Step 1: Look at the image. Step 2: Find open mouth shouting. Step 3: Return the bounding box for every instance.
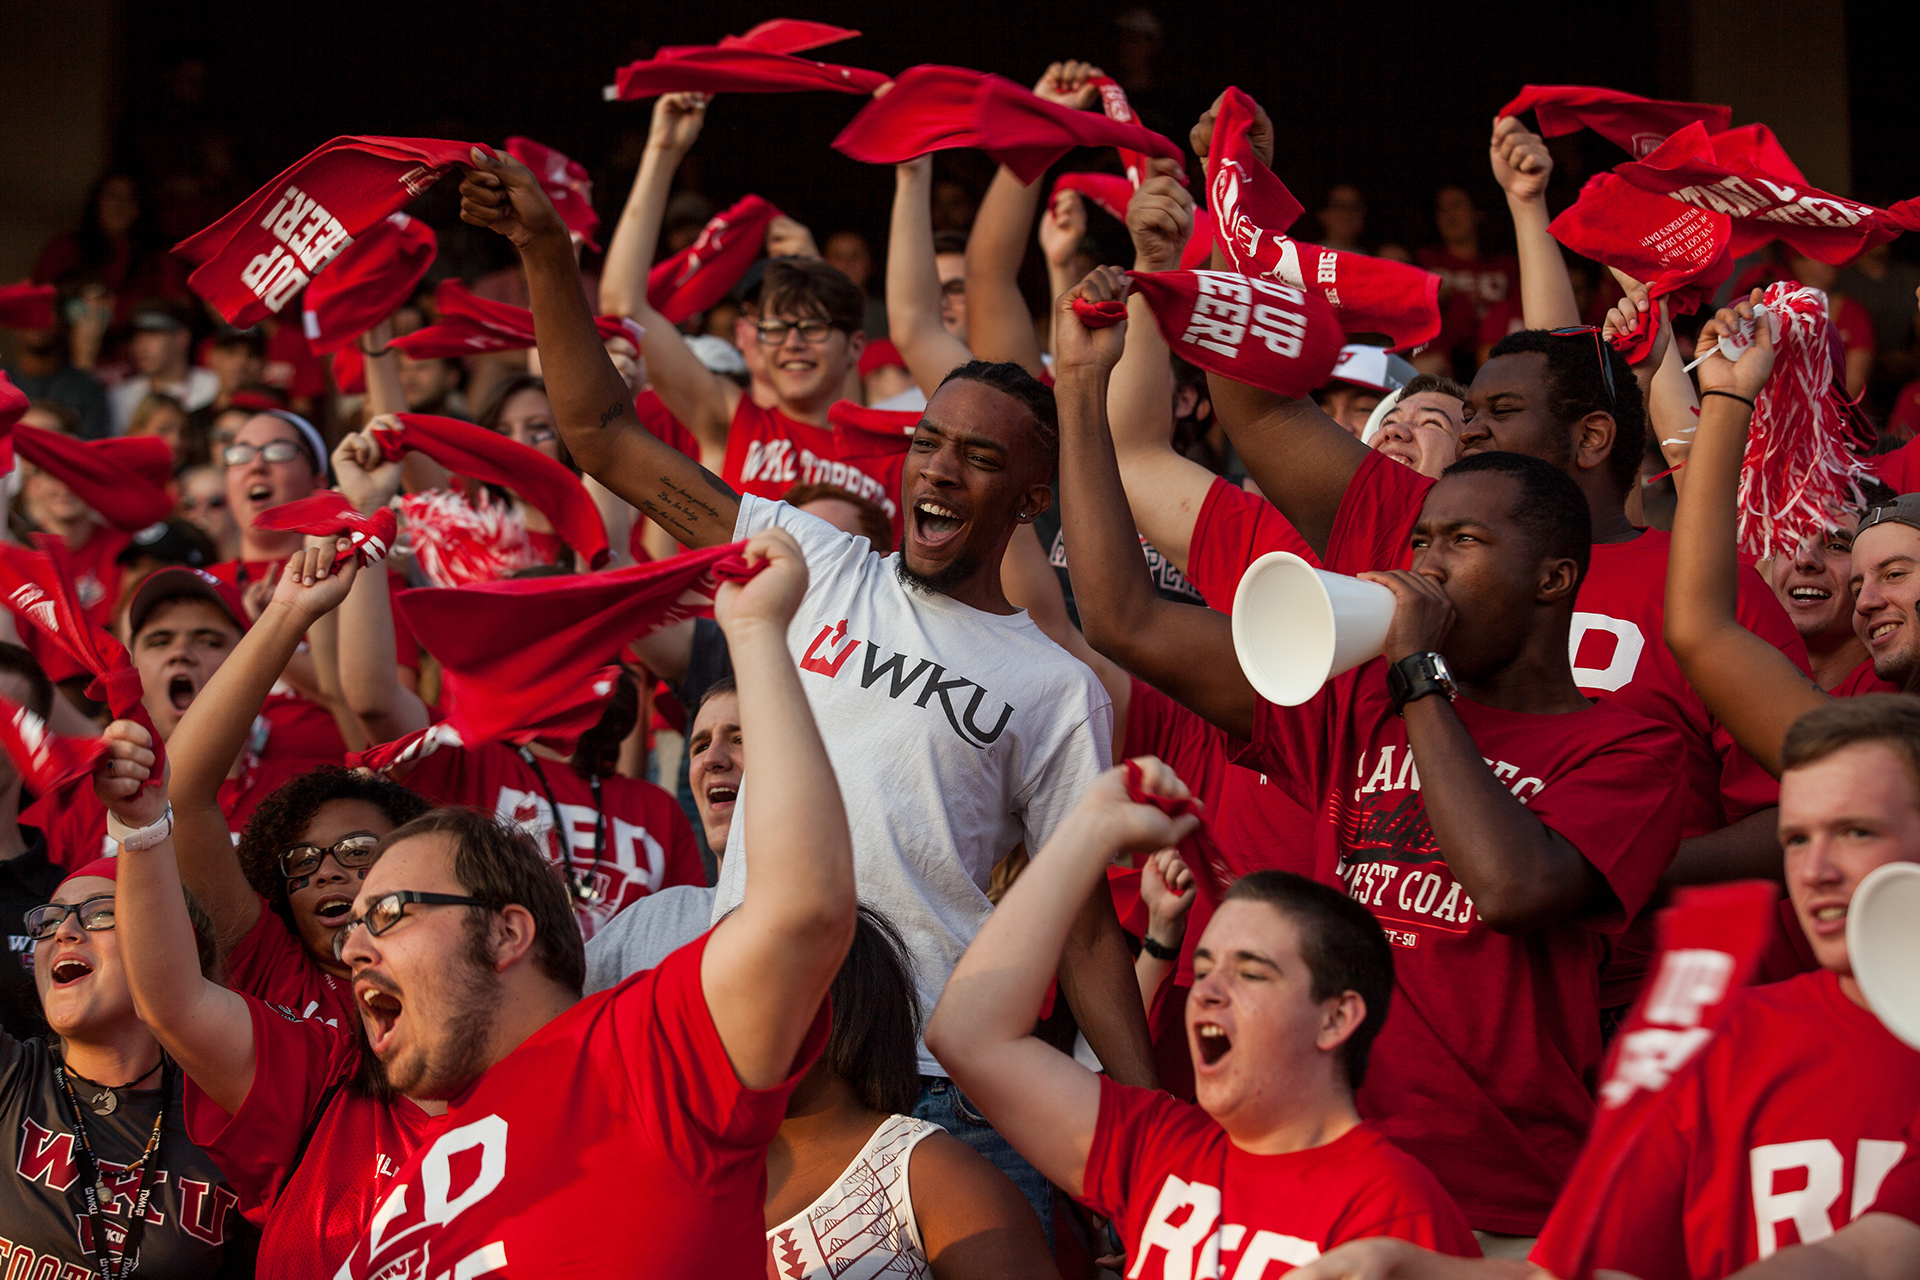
[167,673,197,714]
[911,498,966,554]
[703,783,738,814]
[1194,1021,1233,1068]
[314,895,355,928]
[50,954,95,987]
[1803,898,1849,939]
[356,977,406,1055]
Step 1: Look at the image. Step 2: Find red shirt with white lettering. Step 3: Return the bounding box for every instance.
[339,930,828,1280]
[1867,1141,1920,1228]
[21,752,308,871]
[400,741,703,939]
[1531,970,1920,1280]
[1082,1079,1478,1278]
[223,895,355,1036]
[721,399,908,545]
[183,995,443,1279]
[1240,665,1686,1233]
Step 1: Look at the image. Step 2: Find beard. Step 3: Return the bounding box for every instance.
[895,538,984,598]
[376,927,505,1100]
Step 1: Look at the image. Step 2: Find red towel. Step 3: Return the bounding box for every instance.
[370,413,612,570]
[1123,758,1229,902]
[505,137,600,252]
[1613,121,1920,265]
[391,281,643,360]
[0,371,25,464]
[0,695,110,796]
[607,44,886,101]
[1053,172,1215,270]
[1206,88,1440,350]
[647,195,785,323]
[1075,269,1344,400]
[1498,85,1732,158]
[833,65,1185,185]
[717,19,860,54]
[251,492,400,571]
[384,544,761,758]
[0,284,57,330]
[12,425,174,531]
[300,212,437,354]
[173,136,476,326]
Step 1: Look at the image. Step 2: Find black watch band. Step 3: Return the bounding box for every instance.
[1387,652,1456,717]
[1139,933,1180,961]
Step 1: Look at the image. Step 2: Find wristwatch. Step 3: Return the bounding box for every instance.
[1387,652,1456,717]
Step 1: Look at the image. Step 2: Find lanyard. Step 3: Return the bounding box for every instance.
[517,746,605,903]
[52,1056,171,1280]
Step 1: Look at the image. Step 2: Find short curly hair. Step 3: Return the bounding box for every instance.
[236,766,431,937]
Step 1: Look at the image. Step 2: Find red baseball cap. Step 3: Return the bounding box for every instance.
[858,338,907,378]
[127,567,251,638]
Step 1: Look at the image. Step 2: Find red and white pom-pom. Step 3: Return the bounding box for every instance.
[398,488,538,588]
[1735,282,1876,559]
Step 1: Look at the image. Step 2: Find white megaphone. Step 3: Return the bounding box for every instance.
[1848,860,1920,1051]
[1232,551,1397,706]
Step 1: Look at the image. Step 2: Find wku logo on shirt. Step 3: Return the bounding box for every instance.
[15,1118,238,1243]
[1129,1174,1322,1279]
[799,619,1016,748]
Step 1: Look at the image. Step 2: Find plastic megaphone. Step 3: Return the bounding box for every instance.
[1848,860,1920,1051]
[1232,551,1396,705]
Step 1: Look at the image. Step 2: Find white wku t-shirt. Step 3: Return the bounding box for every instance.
[715,497,1112,1074]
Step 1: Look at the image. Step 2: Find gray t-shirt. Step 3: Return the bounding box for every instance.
[582,884,717,993]
[715,497,1112,1074]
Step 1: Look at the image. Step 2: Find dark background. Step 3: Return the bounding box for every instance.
[98,0,1919,281]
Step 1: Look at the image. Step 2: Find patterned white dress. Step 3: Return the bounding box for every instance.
[766,1114,941,1279]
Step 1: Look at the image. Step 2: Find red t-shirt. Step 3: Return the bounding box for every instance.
[223,895,356,1035]
[1834,658,1902,696]
[1886,380,1920,445]
[720,399,910,546]
[635,389,702,463]
[1239,664,1686,1233]
[1325,449,1806,839]
[1082,1078,1478,1277]
[183,995,443,1278]
[1868,1142,1920,1227]
[339,931,829,1280]
[1414,246,1517,362]
[1186,475,1323,612]
[400,741,703,939]
[21,751,308,871]
[1532,970,1920,1280]
[20,525,132,684]
[1869,433,1920,493]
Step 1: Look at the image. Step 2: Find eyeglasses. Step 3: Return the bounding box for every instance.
[331,890,489,961]
[754,318,838,346]
[25,895,116,941]
[179,493,229,512]
[223,440,306,467]
[1547,326,1617,407]
[279,833,382,881]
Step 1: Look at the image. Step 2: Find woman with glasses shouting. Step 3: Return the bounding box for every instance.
[0,842,251,1275]
[94,537,452,1280]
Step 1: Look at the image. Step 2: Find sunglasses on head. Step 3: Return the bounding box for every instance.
[25,895,116,941]
[331,890,490,962]
[1547,325,1617,408]
[280,833,382,882]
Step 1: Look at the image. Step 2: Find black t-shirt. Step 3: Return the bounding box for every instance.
[0,832,61,1041]
[0,1036,255,1277]
[1032,502,1205,630]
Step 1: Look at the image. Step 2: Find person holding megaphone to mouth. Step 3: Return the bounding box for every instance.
[1049,264,1691,1248]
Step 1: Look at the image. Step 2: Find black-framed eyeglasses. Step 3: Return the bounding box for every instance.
[25,896,116,941]
[223,440,305,467]
[755,318,837,346]
[179,493,229,512]
[331,891,489,961]
[279,833,382,881]
[1548,325,1617,407]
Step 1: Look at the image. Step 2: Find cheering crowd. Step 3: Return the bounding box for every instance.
[2,21,1920,1280]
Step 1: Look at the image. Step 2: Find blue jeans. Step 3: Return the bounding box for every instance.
[914,1076,1054,1250]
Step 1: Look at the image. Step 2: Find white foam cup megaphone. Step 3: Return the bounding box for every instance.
[1847,860,1920,1051]
[1232,551,1397,706]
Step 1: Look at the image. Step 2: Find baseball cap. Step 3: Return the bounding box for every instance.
[127,567,250,638]
[685,333,747,377]
[1857,495,1920,540]
[130,304,188,334]
[1326,344,1417,395]
[858,338,908,379]
[117,520,216,570]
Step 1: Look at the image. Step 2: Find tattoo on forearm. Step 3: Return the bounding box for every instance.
[598,402,624,429]
[643,473,733,541]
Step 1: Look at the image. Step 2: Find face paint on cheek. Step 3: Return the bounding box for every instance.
[288,876,311,894]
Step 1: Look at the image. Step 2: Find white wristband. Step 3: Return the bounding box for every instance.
[107,805,174,852]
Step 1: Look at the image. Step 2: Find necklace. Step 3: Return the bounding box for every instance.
[61,1057,162,1117]
[52,1054,172,1280]
[518,746,607,904]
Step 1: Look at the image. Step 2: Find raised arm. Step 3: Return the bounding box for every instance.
[97,721,258,1114]
[1055,268,1259,739]
[332,429,431,745]
[702,528,856,1088]
[1109,166,1213,570]
[167,544,360,949]
[1664,292,1826,775]
[460,141,740,548]
[966,60,1104,377]
[887,157,975,396]
[1491,114,1579,329]
[925,757,1196,1196]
